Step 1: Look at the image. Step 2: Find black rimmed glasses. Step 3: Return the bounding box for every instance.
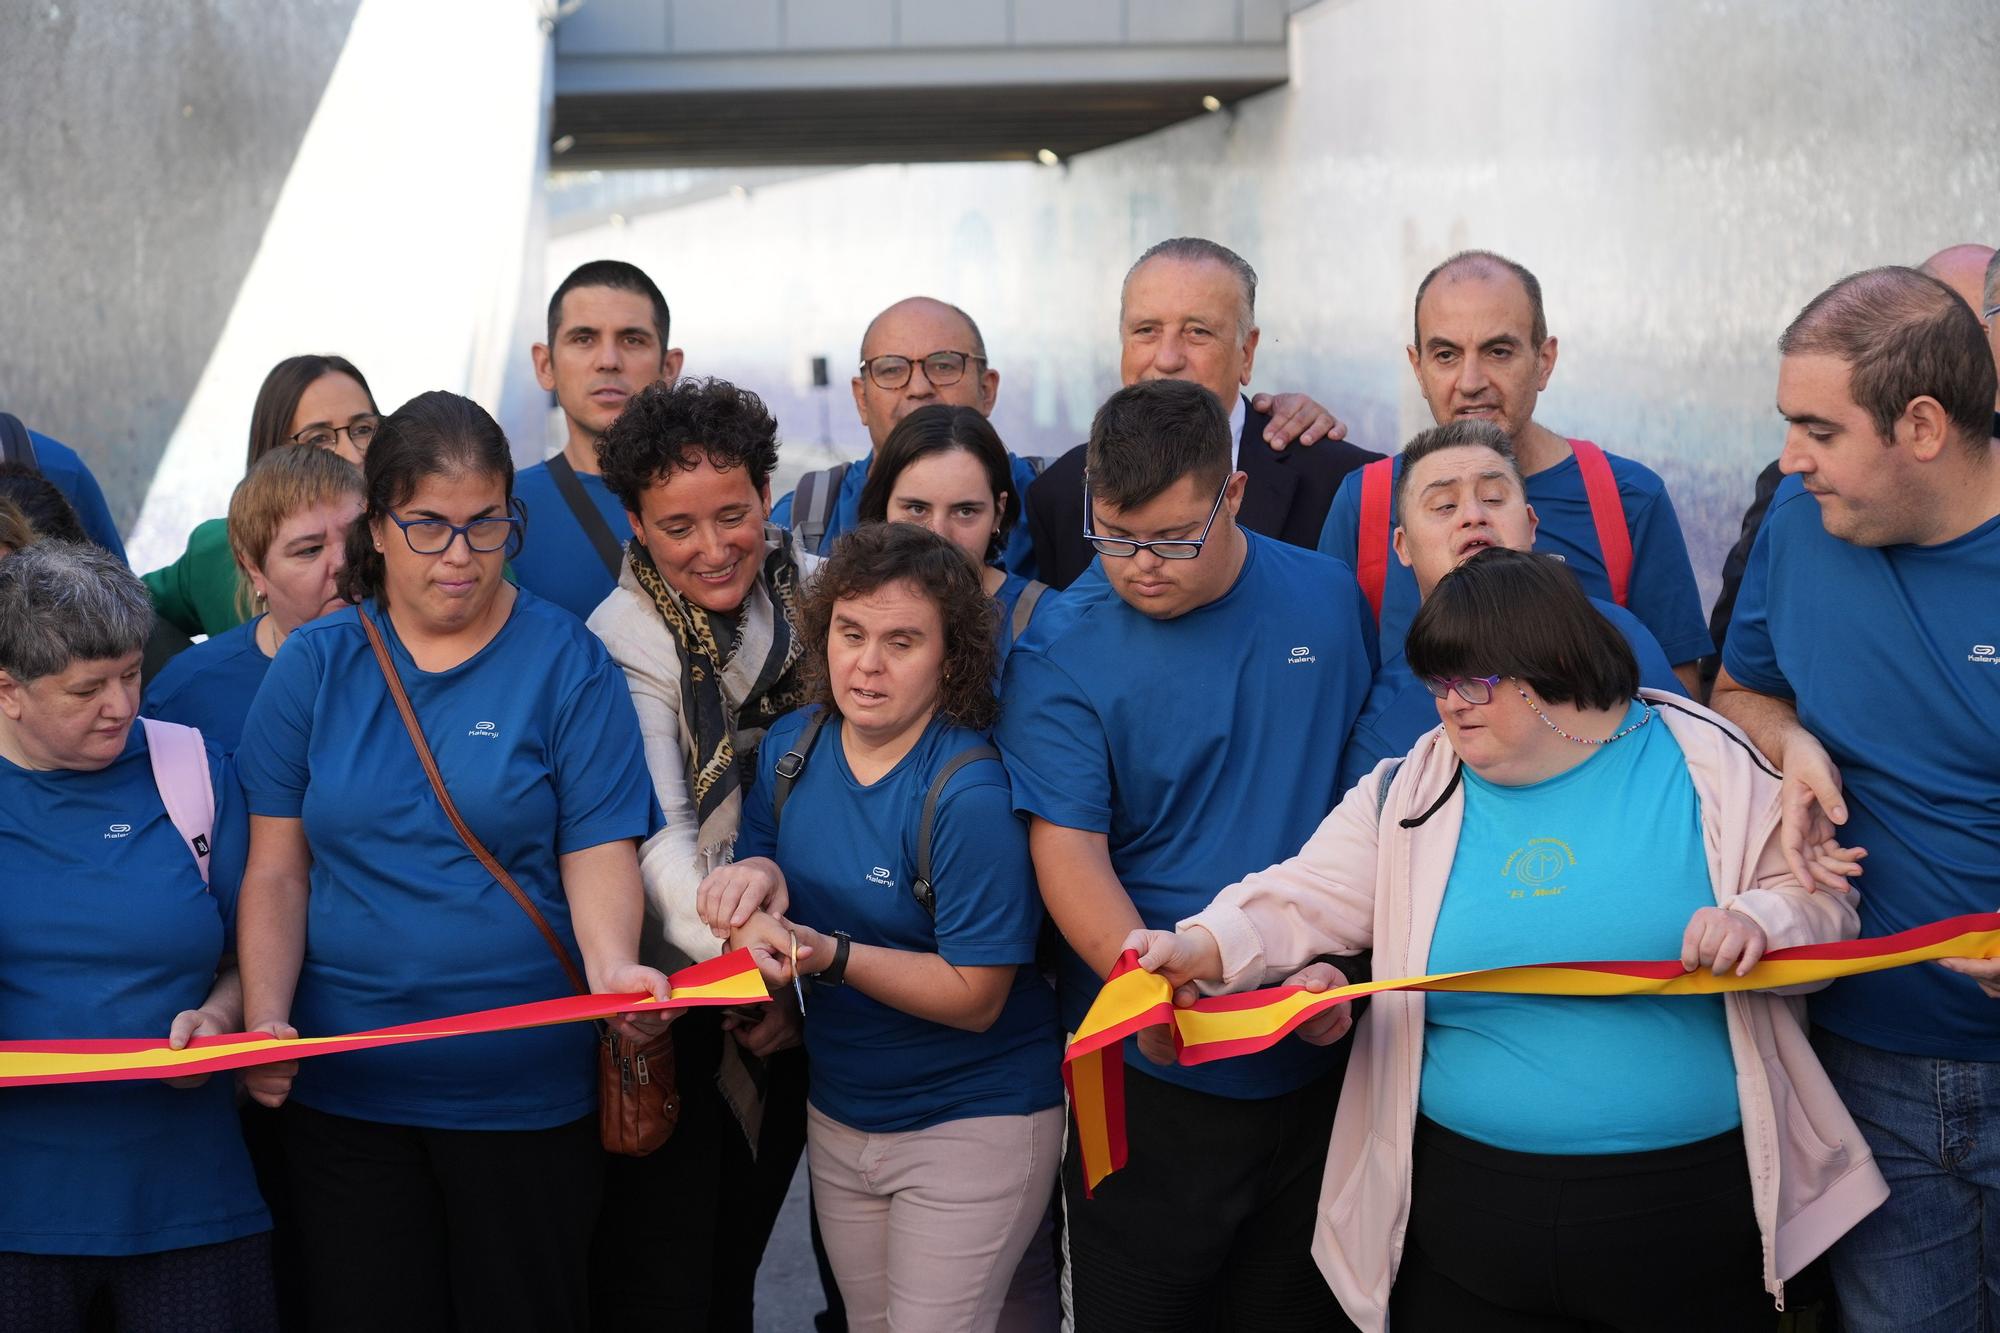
[291,416,381,451]
[385,510,521,555]
[860,350,985,390]
[1082,470,1230,560]
[1422,673,1504,705]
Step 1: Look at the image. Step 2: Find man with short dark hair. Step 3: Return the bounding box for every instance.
[1339,418,1685,788]
[1028,237,1378,588]
[1712,265,2000,1331]
[774,289,1346,580]
[1320,250,1711,694]
[997,378,1373,1331]
[512,259,684,619]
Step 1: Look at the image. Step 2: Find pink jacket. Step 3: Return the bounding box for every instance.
[1184,693,1889,1331]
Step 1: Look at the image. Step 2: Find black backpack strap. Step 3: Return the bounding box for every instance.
[545,453,623,579]
[0,413,38,471]
[792,462,849,556]
[911,744,1000,919]
[772,711,830,828]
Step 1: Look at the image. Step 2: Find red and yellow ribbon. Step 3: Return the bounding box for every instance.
[1064,912,2000,1195]
[0,950,770,1088]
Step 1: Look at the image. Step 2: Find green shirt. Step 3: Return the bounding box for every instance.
[143,518,245,637]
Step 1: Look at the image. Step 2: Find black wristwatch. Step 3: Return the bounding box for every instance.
[815,931,853,988]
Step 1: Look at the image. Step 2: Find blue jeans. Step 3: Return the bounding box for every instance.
[1813,1026,2000,1332]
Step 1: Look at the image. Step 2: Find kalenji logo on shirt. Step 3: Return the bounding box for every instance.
[867,866,894,887]
[1971,644,1998,666]
[468,721,499,738]
[1287,645,1317,665]
[104,823,132,840]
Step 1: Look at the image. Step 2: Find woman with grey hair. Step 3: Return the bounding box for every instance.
[0,541,274,1328]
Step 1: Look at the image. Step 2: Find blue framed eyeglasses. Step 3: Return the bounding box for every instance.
[384,509,522,555]
[1082,470,1231,560]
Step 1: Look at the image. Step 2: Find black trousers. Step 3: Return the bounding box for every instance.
[0,1233,275,1333]
[590,1010,811,1332]
[279,1103,602,1333]
[1391,1117,1776,1332]
[1062,1061,1354,1333]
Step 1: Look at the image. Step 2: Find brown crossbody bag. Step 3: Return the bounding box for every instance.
[359,609,679,1156]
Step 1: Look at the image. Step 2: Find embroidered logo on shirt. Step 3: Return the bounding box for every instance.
[468,721,499,739]
[1971,644,1998,666]
[1286,645,1317,665]
[1503,836,1575,898]
[104,823,132,839]
[867,866,895,888]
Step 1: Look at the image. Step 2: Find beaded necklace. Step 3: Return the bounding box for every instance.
[1515,687,1653,746]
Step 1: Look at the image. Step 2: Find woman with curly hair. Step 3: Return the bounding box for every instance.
[711,521,1063,1333]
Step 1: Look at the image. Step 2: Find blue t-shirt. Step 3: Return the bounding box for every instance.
[0,727,266,1255]
[773,451,1044,579]
[1724,475,2000,1059]
[737,709,1062,1132]
[236,591,663,1128]
[1422,700,1739,1153]
[511,459,630,622]
[996,532,1376,1099]
[24,430,128,561]
[1339,596,1687,792]
[143,615,271,754]
[1317,448,1713,668]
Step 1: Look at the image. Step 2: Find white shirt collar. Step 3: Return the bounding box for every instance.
[1226,392,1246,470]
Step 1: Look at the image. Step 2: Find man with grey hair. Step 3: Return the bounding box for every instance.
[1026,237,1379,588]
[1712,264,2000,1331]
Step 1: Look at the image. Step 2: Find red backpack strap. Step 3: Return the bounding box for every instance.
[1569,439,1632,607]
[140,717,215,886]
[1354,458,1395,624]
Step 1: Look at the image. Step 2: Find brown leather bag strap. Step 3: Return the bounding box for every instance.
[357,608,590,996]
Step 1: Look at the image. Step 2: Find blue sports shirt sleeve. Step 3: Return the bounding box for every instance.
[1622,481,1715,665]
[1316,468,1364,568]
[1718,485,1796,699]
[926,771,1042,967]
[233,632,321,817]
[994,649,1113,832]
[733,717,785,861]
[207,754,252,939]
[548,658,666,853]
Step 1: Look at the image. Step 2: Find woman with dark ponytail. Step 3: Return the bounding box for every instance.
[233,390,671,1331]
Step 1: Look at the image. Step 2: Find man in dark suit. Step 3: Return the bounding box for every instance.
[1027,237,1378,589]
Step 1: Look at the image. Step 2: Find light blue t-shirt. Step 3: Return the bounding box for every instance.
[511,460,629,622]
[1339,596,1687,792]
[772,451,1044,579]
[1725,474,2000,1059]
[144,615,271,753]
[997,532,1377,1100]
[0,727,267,1254]
[737,709,1062,1133]
[1317,448,1714,668]
[236,591,663,1129]
[1421,700,1740,1154]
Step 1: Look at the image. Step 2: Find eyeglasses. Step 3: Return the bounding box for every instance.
[291,416,381,451]
[1984,303,2000,325]
[860,351,984,390]
[1082,470,1230,560]
[1422,674,1504,705]
[384,510,521,555]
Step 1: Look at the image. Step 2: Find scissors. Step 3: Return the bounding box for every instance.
[789,929,806,1011]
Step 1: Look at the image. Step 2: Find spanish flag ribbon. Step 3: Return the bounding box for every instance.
[1064,912,2000,1195]
[0,949,770,1088]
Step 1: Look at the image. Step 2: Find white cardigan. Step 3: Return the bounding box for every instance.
[586,546,820,971]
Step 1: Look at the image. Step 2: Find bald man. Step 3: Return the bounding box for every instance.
[773,294,1347,578]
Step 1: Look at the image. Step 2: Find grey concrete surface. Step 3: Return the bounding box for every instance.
[0,0,359,529]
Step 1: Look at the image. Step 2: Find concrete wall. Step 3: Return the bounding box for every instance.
[548,0,2000,605]
[0,0,360,528]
